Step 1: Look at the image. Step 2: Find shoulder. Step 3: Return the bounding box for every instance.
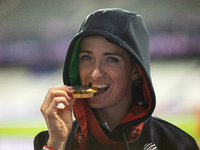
[142,116,199,149]
[34,130,49,150]
[34,120,79,150]
[148,116,193,137]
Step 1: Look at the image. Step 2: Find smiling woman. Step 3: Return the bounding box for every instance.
[79,36,139,118]
[34,8,199,150]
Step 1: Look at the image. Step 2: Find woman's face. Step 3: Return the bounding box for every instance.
[79,36,140,110]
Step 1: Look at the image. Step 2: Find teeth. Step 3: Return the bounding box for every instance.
[92,84,109,89]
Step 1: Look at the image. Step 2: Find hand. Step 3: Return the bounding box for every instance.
[40,85,76,150]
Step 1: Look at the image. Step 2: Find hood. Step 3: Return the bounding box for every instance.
[63,8,156,148]
[63,7,155,120]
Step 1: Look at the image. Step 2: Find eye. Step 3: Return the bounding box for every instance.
[107,57,119,62]
[80,55,92,61]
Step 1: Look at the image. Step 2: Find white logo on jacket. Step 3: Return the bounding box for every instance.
[143,143,158,150]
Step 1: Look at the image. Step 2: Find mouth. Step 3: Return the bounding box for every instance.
[90,83,110,94]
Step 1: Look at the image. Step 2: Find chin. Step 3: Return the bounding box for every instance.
[87,97,106,109]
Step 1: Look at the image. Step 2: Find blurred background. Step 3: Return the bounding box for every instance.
[0,0,200,149]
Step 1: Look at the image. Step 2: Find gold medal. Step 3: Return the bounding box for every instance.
[72,86,98,98]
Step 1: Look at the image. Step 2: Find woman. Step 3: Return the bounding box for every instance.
[34,8,199,150]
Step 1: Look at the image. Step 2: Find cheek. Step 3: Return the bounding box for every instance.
[113,68,133,85]
[113,67,132,79]
[79,66,84,81]
[109,71,127,87]
[79,66,89,83]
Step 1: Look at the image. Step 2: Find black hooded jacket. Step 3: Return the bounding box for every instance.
[34,8,199,150]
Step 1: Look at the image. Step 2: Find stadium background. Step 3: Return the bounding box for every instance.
[0,0,200,149]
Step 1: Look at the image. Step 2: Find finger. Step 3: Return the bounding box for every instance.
[47,97,71,113]
[47,86,73,98]
[40,85,73,114]
[47,85,73,94]
[42,97,69,128]
[44,85,72,101]
[41,92,68,114]
[41,88,73,112]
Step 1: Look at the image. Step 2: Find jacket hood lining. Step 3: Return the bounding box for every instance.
[68,37,82,86]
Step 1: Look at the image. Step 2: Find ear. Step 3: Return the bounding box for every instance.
[131,64,141,81]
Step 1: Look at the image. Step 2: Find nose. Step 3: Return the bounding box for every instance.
[91,67,104,80]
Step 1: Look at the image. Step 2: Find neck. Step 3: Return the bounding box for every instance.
[93,100,132,131]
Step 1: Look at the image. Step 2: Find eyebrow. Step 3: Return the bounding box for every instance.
[79,50,92,54]
[79,50,123,57]
[103,52,122,57]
